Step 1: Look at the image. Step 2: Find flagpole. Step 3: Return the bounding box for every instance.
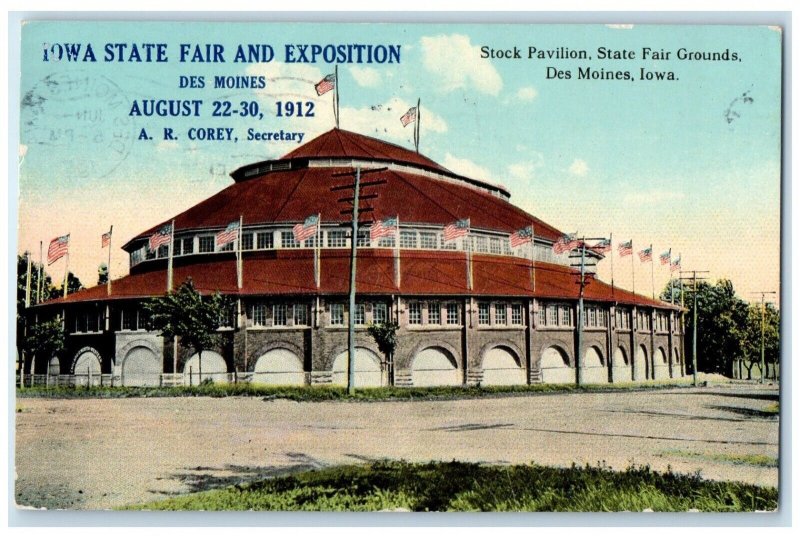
[610,232,615,298]
[630,239,635,298]
[24,251,32,308]
[37,241,43,304]
[467,229,473,291]
[315,212,321,289]
[334,64,340,129]
[650,243,655,300]
[107,225,113,296]
[237,216,243,289]
[167,220,175,292]
[63,248,70,299]
[394,215,401,288]
[414,98,421,153]
[668,248,673,304]
[530,224,536,293]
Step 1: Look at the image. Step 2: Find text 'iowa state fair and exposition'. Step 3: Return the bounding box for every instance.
[39,42,402,145]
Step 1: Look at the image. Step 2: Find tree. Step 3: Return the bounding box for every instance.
[17,255,59,364]
[23,316,66,375]
[659,278,682,305]
[97,263,109,285]
[681,279,749,376]
[739,302,780,380]
[142,278,230,383]
[367,320,400,381]
[65,271,83,294]
[16,254,57,313]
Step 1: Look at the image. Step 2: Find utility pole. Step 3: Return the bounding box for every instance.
[750,291,777,384]
[569,236,605,386]
[332,167,386,395]
[679,270,709,387]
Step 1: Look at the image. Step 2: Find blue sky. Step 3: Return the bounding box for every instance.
[18,21,782,301]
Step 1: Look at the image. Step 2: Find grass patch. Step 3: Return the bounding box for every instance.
[17,378,704,401]
[762,403,779,416]
[660,449,778,468]
[122,460,777,512]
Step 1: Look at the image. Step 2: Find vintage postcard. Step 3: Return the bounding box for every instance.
[14,19,782,515]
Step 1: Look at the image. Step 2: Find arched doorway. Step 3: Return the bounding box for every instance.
[672,348,681,376]
[612,346,630,382]
[583,346,607,384]
[183,351,228,385]
[540,346,572,384]
[332,347,383,387]
[653,348,669,380]
[634,344,648,381]
[47,356,61,375]
[482,347,526,386]
[411,347,460,387]
[73,351,102,387]
[252,348,305,386]
[122,346,161,387]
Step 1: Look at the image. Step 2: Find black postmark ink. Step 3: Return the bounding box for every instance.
[724,88,755,125]
[21,71,134,180]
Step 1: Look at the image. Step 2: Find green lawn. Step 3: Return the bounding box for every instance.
[123,460,777,512]
[16,378,704,401]
[659,450,778,468]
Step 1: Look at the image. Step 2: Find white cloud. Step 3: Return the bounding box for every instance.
[349,66,382,88]
[339,97,448,143]
[516,86,538,101]
[442,153,492,181]
[623,189,686,205]
[243,64,445,151]
[420,34,503,95]
[568,158,589,176]
[507,160,544,181]
[606,24,635,30]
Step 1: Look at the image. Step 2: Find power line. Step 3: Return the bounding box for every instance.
[750,291,777,384]
[678,270,709,387]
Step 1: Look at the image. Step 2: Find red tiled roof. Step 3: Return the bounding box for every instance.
[282,128,451,173]
[43,249,676,310]
[126,129,561,248]
[128,166,563,247]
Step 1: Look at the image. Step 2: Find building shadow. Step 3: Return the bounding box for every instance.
[705,405,780,420]
[150,452,325,495]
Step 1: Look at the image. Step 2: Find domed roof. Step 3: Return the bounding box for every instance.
[281,128,450,173]
[128,129,563,247]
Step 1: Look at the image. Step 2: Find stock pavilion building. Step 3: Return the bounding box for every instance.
[33,128,684,387]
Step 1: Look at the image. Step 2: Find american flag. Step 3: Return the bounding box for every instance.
[400,106,417,127]
[670,256,681,272]
[591,238,612,253]
[443,218,470,243]
[553,233,580,254]
[47,234,69,265]
[101,229,112,248]
[638,246,653,262]
[660,250,671,265]
[148,224,172,251]
[509,226,533,248]
[293,215,319,243]
[370,216,398,241]
[215,220,240,248]
[618,240,633,257]
[314,74,336,96]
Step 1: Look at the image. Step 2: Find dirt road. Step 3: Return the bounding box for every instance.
[14,383,780,510]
